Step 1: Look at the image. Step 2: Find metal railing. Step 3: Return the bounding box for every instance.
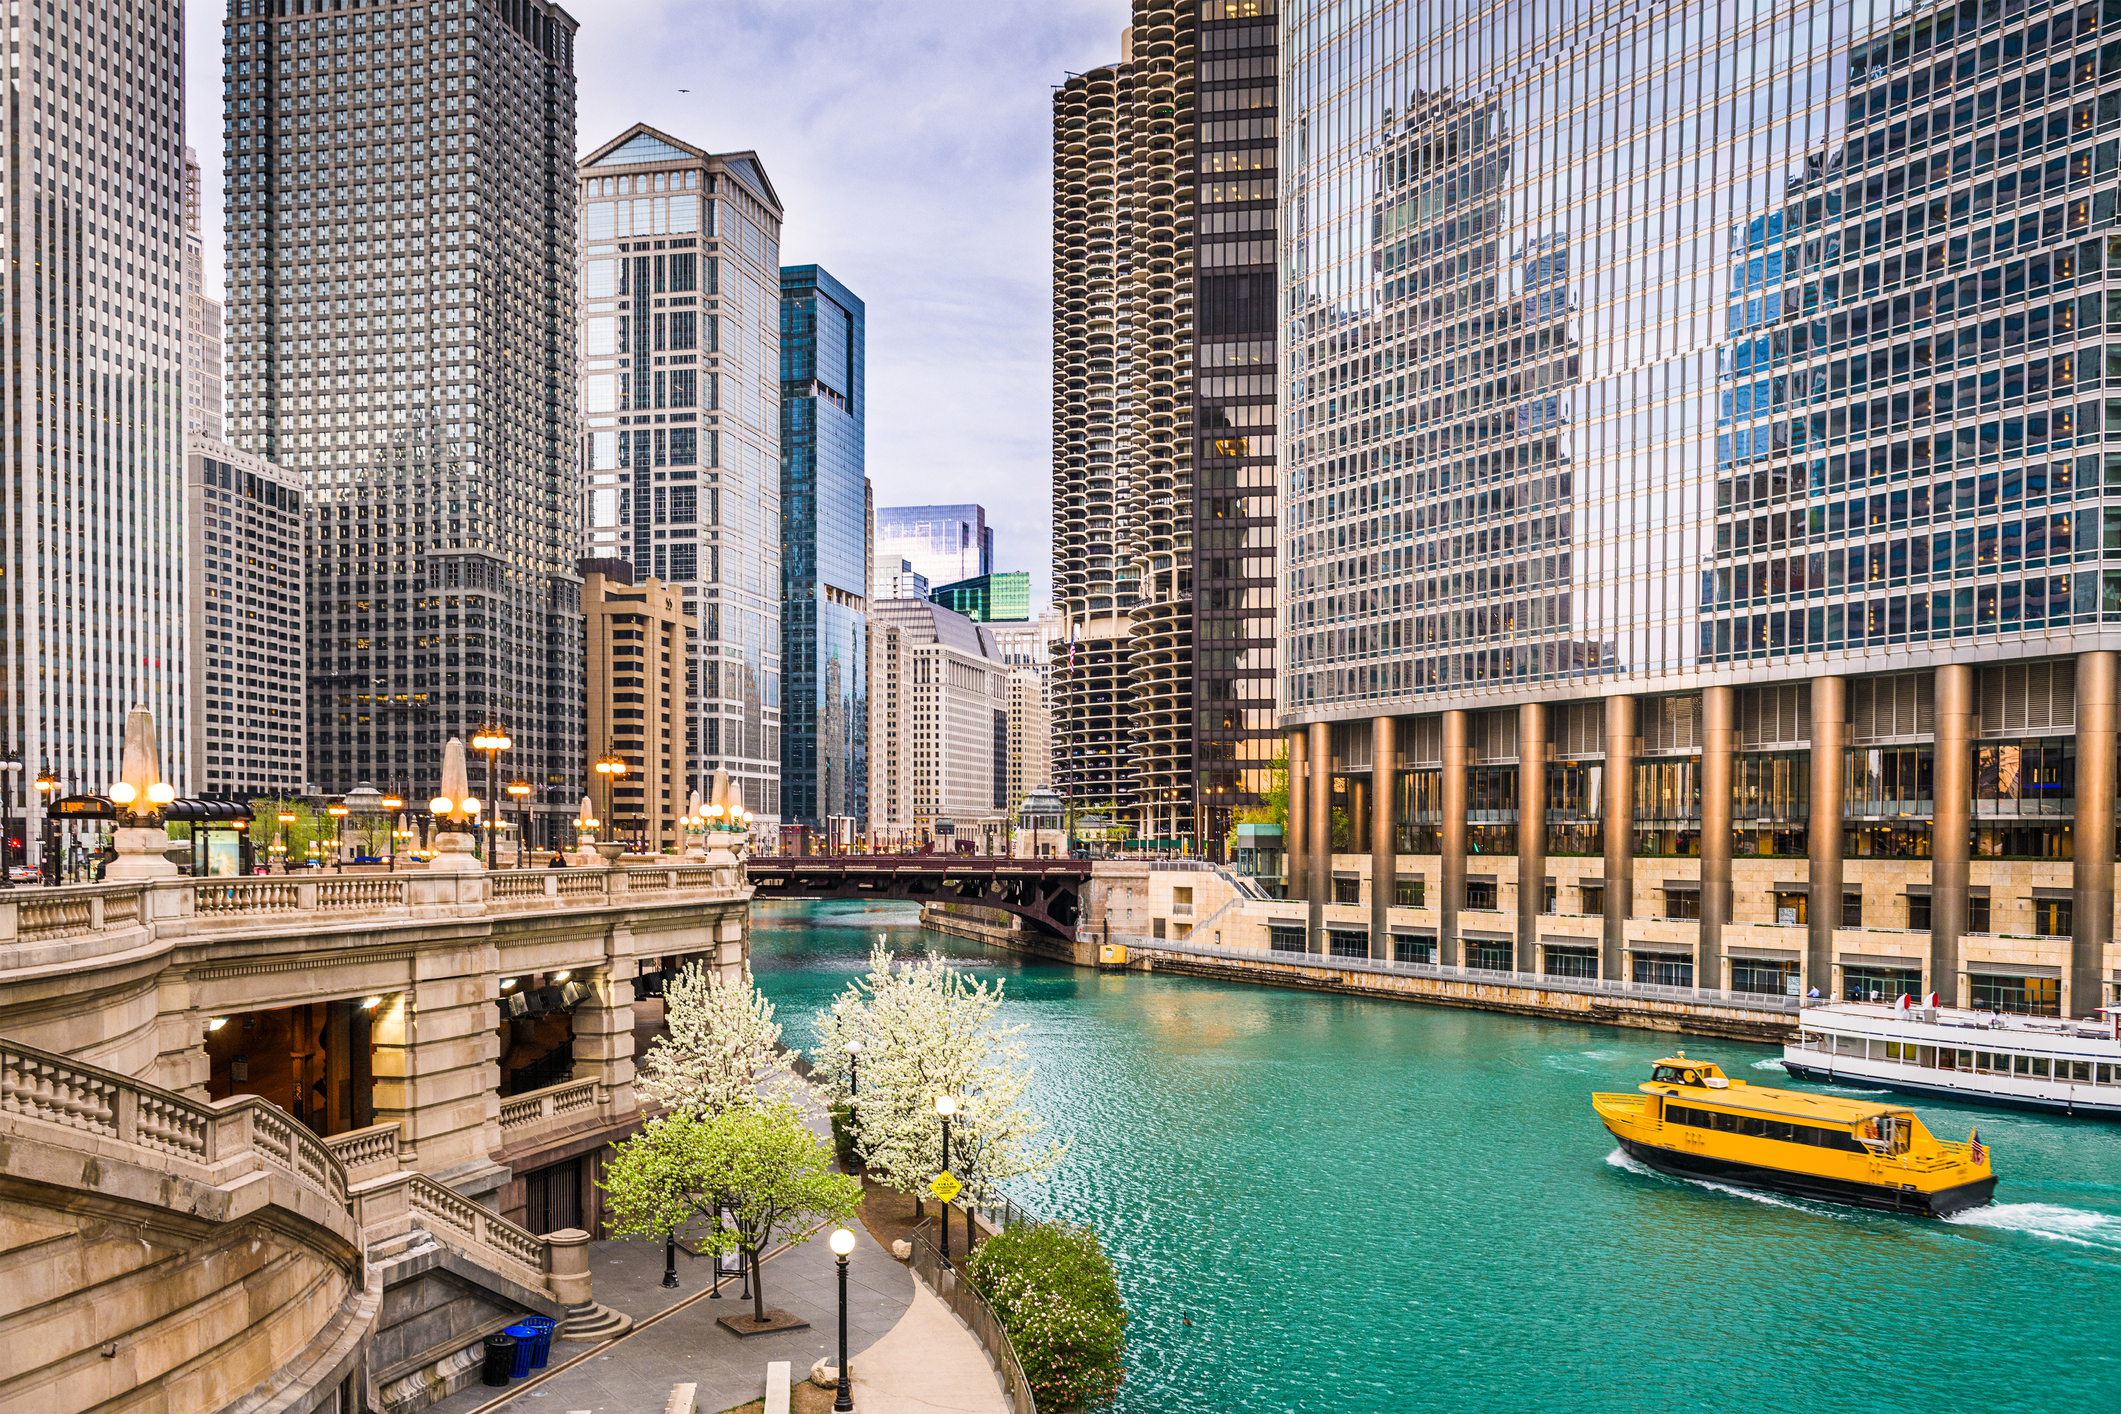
[907,1231,1037,1414]
[1121,935,1805,1014]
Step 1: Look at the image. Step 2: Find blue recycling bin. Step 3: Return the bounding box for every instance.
[521,1316,557,1369]
[504,1325,538,1379]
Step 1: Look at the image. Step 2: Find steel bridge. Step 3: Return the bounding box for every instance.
[745,855,1090,940]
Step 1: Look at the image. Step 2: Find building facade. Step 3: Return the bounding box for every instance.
[876,503,993,592]
[5,1,187,849]
[991,611,1063,813]
[183,147,226,443]
[1277,0,2121,1018]
[1050,2,1282,848]
[581,563,693,851]
[223,0,586,839]
[868,598,1012,849]
[779,264,868,834]
[932,570,1032,623]
[187,442,307,801]
[576,124,786,838]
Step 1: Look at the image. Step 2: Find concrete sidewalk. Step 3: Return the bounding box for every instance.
[848,1277,1011,1414]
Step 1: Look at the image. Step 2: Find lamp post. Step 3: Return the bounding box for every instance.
[326,802,349,873]
[594,749,627,851]
[277,807,299,873]
[380,793,404,871]
[934,1093,957,1267]
[0,751,21,888]
[34,766,58,886]
[471,724,511,865]
[829,1226,857,1412]
[844,1039,863,1144]
[507,780,532,866]
[663,1228,680,1290]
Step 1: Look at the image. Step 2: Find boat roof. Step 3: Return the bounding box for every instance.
[1802,1000,2115,1041]
[1641,1064,1911,1125]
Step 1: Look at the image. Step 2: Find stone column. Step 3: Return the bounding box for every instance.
[2072,652,2116,1020]
[1307,720,1331,954]
[1441,710,1469,968]
[1700,687,1736,993]
[1601,695,1636,982]
[1287,728,1309,907]
[1371,715,1396,961]
[1348,777,1370,855]
[1517,702,1547,974]
[1808,676,1848,998]
[1931,664,1975,1006]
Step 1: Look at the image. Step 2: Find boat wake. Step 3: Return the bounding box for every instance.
[1751,1057,1789,1072]
[1943,1202,2121,1250]
[1605,1147,1821,1215]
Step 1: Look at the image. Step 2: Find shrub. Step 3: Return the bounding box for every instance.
[963,1222,1126,1410]
[828,1102,858,1169]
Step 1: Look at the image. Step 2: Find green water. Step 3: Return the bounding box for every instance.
[750,900,2121,1414]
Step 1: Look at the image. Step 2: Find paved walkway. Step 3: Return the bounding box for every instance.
[848,1279,1010,1414]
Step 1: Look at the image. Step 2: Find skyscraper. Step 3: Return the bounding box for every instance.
[932,571,1031,623]
[5,2,187,842]
[1050,4,1282,845]
[875,504,993,591]
[183,148,225,443]
[224,0,585,840]
[575,124,786,834]
[1277,0,2121,1020]
[780,264,867,834]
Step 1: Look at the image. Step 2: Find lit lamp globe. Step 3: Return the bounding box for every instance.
[428,737,485,874]
[829,1226,856,1257]
[106,704,181,880]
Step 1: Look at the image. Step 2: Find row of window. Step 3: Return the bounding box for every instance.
[1662,1103,1871,1153]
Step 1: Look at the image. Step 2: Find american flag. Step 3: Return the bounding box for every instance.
[1969,1128,1986,1165]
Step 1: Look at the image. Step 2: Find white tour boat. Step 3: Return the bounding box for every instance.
[1781,999,2121,1118]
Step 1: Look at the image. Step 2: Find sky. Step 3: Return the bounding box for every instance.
[184,0,1129,613]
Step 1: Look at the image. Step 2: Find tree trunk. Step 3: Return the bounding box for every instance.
[751,1247,766,1324]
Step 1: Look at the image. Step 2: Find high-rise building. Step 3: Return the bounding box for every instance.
[876,504,993,591]
[5,2,186,852]
[224,0,585,841]
[1276,0,2121,1020]
[876,558,929,602]
[867,598,1012,849]
[1050,5,1282,848]
[780,264,867,834]
[183,148,225,443]
[932,571,1031,623]
[992,611,1063,814]
[576,124,786,836]
[187,443,306,801]
[581,562,693,852]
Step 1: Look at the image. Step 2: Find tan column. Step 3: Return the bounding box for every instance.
[1602,695,1636,982]
[1287,728,1309,906]
[2073,652,2116,1019]
[1308,720,1331,954]
[1517,702,1547,974]
[1441,710,1469,967]
[1348,777,1370,856]
[1701,687,1735,994]
[1370,715,1396,961]
[1931,665,1975,1005]
[1808,677,1848,998]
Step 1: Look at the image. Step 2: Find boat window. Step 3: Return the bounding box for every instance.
[2030,1057,2052,1079]
[2063,1060,2092,1083]
[1651,1065,1685,1083]
[1887,1116,1913,1155]
[1665,1103,1868,1153]
[2098,1063,2118,1085]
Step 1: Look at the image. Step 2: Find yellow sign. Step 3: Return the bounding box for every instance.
[929,1171,963,1204]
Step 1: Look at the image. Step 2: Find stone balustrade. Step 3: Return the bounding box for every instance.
[326,1119,411,1185]
[497,1076,604,1147]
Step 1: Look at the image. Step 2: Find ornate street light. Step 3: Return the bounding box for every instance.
[594,750,627,851]
[934,1093,958,1268]
[829,1227,857,1412]
[507,780,533,866]
[471,724,512,865]
[380,792,405,871]
[326,802,349,874]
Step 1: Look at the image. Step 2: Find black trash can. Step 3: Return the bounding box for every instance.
[481,1331,517,1387]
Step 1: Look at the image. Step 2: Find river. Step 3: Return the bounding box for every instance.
[748,899,2121,1414]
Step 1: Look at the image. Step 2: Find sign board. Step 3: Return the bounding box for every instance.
[929,1170,963,1204]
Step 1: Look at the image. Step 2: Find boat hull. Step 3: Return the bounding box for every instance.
[1780,1059,2121,1119]
[1611,1133,1995,1217]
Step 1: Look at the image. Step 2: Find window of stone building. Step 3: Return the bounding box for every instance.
[1333,877,1362,904]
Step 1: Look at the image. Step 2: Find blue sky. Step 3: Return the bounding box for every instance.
[186,0,1129,612]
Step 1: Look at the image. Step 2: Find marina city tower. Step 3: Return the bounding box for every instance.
[1280,0,2121,1020]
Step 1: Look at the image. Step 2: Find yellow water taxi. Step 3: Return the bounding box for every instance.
[1593,1052,1996,1217]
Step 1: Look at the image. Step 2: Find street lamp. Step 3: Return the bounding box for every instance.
[594,750,627,850]
[663,1227,681,1290]
[829,1226,857,1412]
[0,751,22,889]
[34,766,58,886]
[934,1093,958,1267]
[327,802,349,873]
[843,1039,863,1140]
[507,780,533,866]
[471,724,512,865]
[277,807,299,873]
[380,793,405,871]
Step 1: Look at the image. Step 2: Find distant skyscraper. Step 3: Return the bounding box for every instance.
[576,124,787,834]
[780,265,867,833]
[6,1,186,858]
[932,572,1031,624]
[867,598,1011,848]
[225,0,585,840]
[876,558,928,602]
[182,148,225,443]
[876,504,993,592]
[581,563,694,851]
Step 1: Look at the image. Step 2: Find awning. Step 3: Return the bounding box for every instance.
[166,799,254,823]
[2032,887,2073,900]
[1966,961,2062,978]
[1462,930,1513,941]
[1627,945,1694,958]
[1662,879,1701,893]
[1541,937,1599,951]
[1726,946,1801,961]
[1837,953,1924,970]
[1901,884,1989,897]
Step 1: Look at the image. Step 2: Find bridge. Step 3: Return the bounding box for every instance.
[746,855,1091,939]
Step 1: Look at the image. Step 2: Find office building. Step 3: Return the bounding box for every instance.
[932,570,1031,623]
[1050,4,1282,847]
[877,558,928,601]
[1276,0,2121,1019]
[187,443,307,801]
[3,1,186,848]
[183,148,225,443]
[868,598,1012,849]
[225,0,585,842]
[780,265,868,834]
[577,123,785,836]
[581,562,693,852]
[876,504,993,592]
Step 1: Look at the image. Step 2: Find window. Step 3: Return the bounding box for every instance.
[669,429,698,466]
[1173,886,1194,916]
[1327,929,1368,958]
[1393,935,1436,964]
[1152,918,1167,939]
[669,544,698,581]
[1465,879,1497,910]
[1467,940,1513,971]
[1968,894,1991,933]
[669,486,698,524]
[1270,924,1306,953]
[1842,967,1921,1004]
[1544,945,1599,979]
[1774,890,1807,925]
[1841,890,1863,927]
[2033,898,2073,937]
[1633,954,1694,987]
[1732,959,1799,996]
[1664,888,1701,920]
[1581,883,1606,917]
[1394,878,1425,907]
[1971,975,2061,1017]
[1907,893,1931,930]
[1332,877,1361,904]
[1662,1104,1869,1153]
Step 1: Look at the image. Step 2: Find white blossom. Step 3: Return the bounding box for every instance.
[637,962,807,1117]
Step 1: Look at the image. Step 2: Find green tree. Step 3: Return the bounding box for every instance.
[1232,752,1288,831]
[251,798,328,864]
[601,1102,861,1326]
[965,1222,1128,1410]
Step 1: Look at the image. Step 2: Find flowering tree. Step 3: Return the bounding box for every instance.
[637,962,806,1118]
[814,947,1064,1210]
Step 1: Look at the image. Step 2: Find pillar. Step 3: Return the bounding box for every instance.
[1808,676,1848,998]
[1348,777,1370,855]
[1601,695,1636,982]
[1371,715,1396,961]
[2072,652,2116,1019]
[1700,686,1735,994]
[1287,728,1309,907]
[1307,720,1330,954]
[1931,664,1974,1006]
[1516,702,1547,974]
[1441,710,1469,967]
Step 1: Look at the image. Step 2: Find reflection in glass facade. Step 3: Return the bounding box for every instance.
[779,266,868,832]
[1282,0,2121,711]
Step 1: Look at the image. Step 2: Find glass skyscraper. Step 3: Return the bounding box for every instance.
[1281,0,2121,1019]
[779,264,867,833]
